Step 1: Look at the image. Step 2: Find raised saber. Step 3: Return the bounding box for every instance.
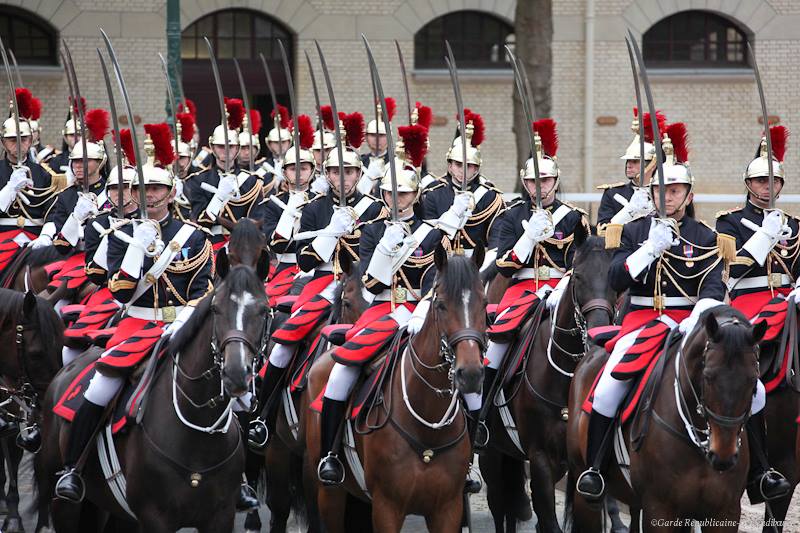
[305,50,325,179]
[624,39,646,190]
[232,58,254,174]
[100,28,147,219]
[362,35,398,221]
[0,37,22,166]
[8,50,22,91]
[445,41,467,193]
[514,55,544,206]
[278,41,302,192]
[62,41,90,193]
[158,53,181,178]
[258,52,284,159]
[626,31,666,219]
[395,40,412,124]
[505,46,541,209]
[97,48,125,219]
[747,42,775,209]
[203,37,231,176]
[314,41,346,206]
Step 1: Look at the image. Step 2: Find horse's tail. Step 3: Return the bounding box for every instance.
[563,469,575,533]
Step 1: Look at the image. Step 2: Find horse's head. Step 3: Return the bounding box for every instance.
[217,218,270,281]
[427,244,487,395]
[334,253,369,324]
[685,307,766,471]
[566,226,616,330]
[211,265,269,397]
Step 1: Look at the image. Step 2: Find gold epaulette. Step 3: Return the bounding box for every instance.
[426,181,446,192]
[715,206,742,219]
[50,173,69,192]
[184,169,206,181]
[596,181,627,190]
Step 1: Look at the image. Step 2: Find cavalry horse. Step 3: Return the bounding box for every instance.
[36,264,268,532]
[0,290,64,533]
[567,306,767,532]
[481,228,618,533]
[306,244,487,532]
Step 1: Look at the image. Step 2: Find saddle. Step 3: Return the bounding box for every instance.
[753,297,800,393]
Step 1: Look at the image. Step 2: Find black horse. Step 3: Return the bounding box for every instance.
[36,265,268,532]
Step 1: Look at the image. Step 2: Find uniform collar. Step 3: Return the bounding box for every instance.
[326,188,361,206]
[157,212,173,228]
[745,199,764,216]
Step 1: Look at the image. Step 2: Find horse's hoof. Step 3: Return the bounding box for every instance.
[0,499,8,515]
[244,509,262,532]
[513,493,533,522]
[3,515,24,533]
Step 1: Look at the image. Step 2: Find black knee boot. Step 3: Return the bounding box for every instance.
[576,411,615,502]
[746,412,791,504]
[55,400,105,502]
[474,366,498,449]
[464,409,483,494]
[317,398,347,486]
[248,362,289,449]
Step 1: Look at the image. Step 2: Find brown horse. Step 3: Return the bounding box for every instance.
[306,245,487,532]
[567,306,767,532]
[36,265,267,532]
[481,230,617,533]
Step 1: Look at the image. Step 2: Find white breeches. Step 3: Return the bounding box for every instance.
[84,371,124,407]
[269,343,295,369]
[323,363,360,401]
[751,379,766,415]
[62,346,82,366]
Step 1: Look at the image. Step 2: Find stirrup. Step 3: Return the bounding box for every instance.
[317,452,345,486]
[576,468,605,500]
[247,418,269,450]
[474,419,489,449]
[55,468,86,503]
[464,462,483,494]
[759,468,791,500]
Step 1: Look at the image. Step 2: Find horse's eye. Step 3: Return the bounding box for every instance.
[435,301,446,312]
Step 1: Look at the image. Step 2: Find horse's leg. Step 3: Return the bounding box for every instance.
[763,388,798,533]
[196,507,237,533]
[0,440,9,517]
[479,449,513,533]
[607,497,630,533]
[628,505,642,533]
[528,450,561,533]
[264,440,291,532]
[317,488,348,533]
[50,499,84,533]
[423,494,463,533]
[371,491,405,533]
[2,438,24,533]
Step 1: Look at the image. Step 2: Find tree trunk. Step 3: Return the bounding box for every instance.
[513,0,553,192]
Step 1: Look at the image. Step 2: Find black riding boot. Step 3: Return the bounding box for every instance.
[474,366,498,450]
[248,362,289,450]
[55,400,105,502]
[234,411,261,512]
[317,398,346,486]
[746,412,791,504]
[576,411,614,502]
[464,410,483,494]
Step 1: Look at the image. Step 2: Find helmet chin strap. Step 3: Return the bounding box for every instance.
[745,181,779,206]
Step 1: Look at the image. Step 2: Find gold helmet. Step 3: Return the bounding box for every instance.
[446,109,484,168]
[138,123,176,189]
[323,148,362,170]
[378,123,429,202]
[649,122,693,188]
[69,141,107,168]
[209,124,240,146]
[106,166,137,188]
[284,146,315,167]
[2,117,31,138]
[312,130,336,151]
[621,109,664,162]
[176,141,192,158]
[744,125,788,182]
[366,97,396,135]
[238,108,261,148]
[520,119,559,186]
[266,127,292,143]
[267,103,292,144]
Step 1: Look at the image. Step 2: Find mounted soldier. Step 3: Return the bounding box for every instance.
[356,97,395,194]
[44,97,85,177]
[173,110,197,222]
[715,124,794,503]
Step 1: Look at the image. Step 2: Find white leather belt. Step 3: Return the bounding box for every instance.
[514,267,565,281]
[630,295,693,307]
[374,288,419,303]
[276,252,296,263]
[727,274,791,291]
[0,217,44,227]
[209,225,228,236]
[316,262,334,273]
[126,305,185,323]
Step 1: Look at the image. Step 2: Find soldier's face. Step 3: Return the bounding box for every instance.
[64,134,77,149]
[653,183,692,218]
[747,177,784,207]
[107,185,136,213]
[313,148,331,165]
[284,162,313,189]
[524,177,557,206]
[382,190,416,215]
[625,160,654,182]
[367,133,387,153]
[448,161,478,184]
[179,156,191,174]
[134,183,174,218]
[3,136,32,163]
[71,158,102,183]
[212,144,239,167]
[328,166,360,195]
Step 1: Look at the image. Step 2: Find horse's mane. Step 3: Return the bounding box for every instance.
[330,260,362,323]
[439,253,480,301]
[0,289,63,361]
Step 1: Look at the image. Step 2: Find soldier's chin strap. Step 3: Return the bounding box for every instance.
[745,179,782,206]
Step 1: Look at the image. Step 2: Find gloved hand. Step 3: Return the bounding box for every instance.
[744,210,792,267]
[72,192,98,222]
[363,158,384,180]
[356,173,374,195]
[310,175,330,195]
[327,207,357,237]
[625,218,678,279]
[760,210,791,243]
[174,178,185,199]
[452,191,474,215]
[678,298,725,337]
[377,223,406,253]
[162,306,195,337]
[522,209,555,243]
[215,173,240,202]
[274,190,306,239]
[0,166,33,211]
[437,191,474,237]
[132,220,163,256]
[611,188,653,224]
[407,299,430,335]
[28,234,52,250]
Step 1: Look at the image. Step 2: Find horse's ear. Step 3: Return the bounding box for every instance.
[340,251,353,276]
[704,312,720,342]
[257,250,270,281]
[435,242,448,272]
[751,319,768,345]
[216,248,230,280]
[23,290,37,317]
[249,217,264,231]
[471,243,485,270]
[574,221,589,247]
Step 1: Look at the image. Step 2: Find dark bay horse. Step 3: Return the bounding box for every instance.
[482,229,617,533]
[306,245,487,532]
[0,290,64,533]
[36,265,268,532]
[567,307,767,532]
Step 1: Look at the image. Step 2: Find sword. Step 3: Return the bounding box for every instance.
[626,31,665,219]
[62,41,90,193]
[258,52,284,159]
[8,50,22,91]
[395,40,412,124]
[158,53,181,178]
[204,37,231,176]
[314,41,346,206]
[362,35,398,221]
[232,58,254,174]
[97,48,125,219]
[304,50,325,179]
[100,28,147,219]
[747,42,775,209]
[0,37,22,166]
[505,46,541,209]
[624,39,646,190]
[278,40,302,192]
[444,41,467,193]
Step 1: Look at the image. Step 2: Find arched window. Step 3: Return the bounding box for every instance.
[415,11,513,70]
[643,11,750,69]
[0,6,58,66]
[182,8,292,60]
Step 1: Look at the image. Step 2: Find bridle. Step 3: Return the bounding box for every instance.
[551,277,615,363]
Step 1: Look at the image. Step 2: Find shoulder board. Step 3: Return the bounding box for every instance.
[426,181,446,192]
[561,201,588,216]
[478,175,498,188]
[697,219,718,232]
[596,181,627,190]
[714,207,742,219]
[184,169,207,181]
[506,197,526,209]
[182,220,213,236]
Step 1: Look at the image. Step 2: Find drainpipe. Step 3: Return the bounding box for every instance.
[166,0,181,121]
[583,0,595,210]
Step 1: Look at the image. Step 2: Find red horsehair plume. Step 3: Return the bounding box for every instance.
[69,96,86,117]
[342,112,365,149]
[665,122,688,164]
[224,98,245,130]
[144,123,176,167]
[534,119,559,158]
[462,109,485,147]
[248,109,262,135]
[271,104,291,129]
[178,99,197,118]
[297,114,315,149]
[381,97,396,121]
[14,88,34,119]
[84,109,110,143]
[320,105,334,131]
[30,97,42,120]
[176,112,195,143]
[398,124,428,168]
[633,108,667,144]
[414,101,432,130]
[119,128,135,165]
[769,125,789,163]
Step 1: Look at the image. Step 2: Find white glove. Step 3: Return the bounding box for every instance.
[174,178,184,199]
[28,234,52,249]
[679,298,725,338]
[65,165,76,187]
[367,223,408,285]
[162,305,195,337]
[610,188,654,224]
[310,206,358,263]
[0,167,33,211]
[356,173,374,195]
[512,209,554,262]
[743,210,792,266]
[132,221,162,254]
[437,191,474,238]
[364,158,384,180]
[407,299,430,335]
[310,175,329,195]
[625,218,678,279]
[274,190,306,239]
[378,223,406,253]
[72,192,98,222]
[205,173,240,218]
[121,220,164,277]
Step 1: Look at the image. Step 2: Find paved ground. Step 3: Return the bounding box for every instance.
[11,452,799,532]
